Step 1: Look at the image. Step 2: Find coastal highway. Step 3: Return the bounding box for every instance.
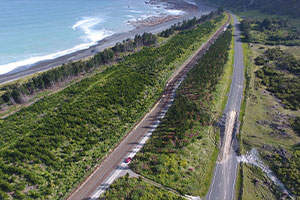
[0,2,214,85]
[66,15,230,200]
[206,14,244,200]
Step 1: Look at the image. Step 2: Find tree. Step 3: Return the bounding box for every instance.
[261,19,272,30]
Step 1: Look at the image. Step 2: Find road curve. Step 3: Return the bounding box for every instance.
[206,14,244,200]
[66,15,230,200]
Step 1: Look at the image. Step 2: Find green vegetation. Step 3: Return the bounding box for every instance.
[102,175,184,200]
[240,18,300,46]
[0,13,226,199]
[0,11,225,120]
[0,32,156,105]
[235,41,252,198]
[266,147,300,197]
[238,43,300,198]
[255,48,300,196]
[284,46,300,59]
[220,16,235,111]
[292,117,300,135]
[0,10,223,109]
[249,0,300,18]
[204,0,300,18]
[159,8,224,37]
[234,6,300,197]
[256,48,300,110]
[129,30,232,197]
[234,10,300,31]
[240,164,282,200]
[235,164,243,200]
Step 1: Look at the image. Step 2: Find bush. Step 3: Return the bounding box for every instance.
[292,117,300,136]
[256,49,300,110]
[0,13,225,199]
[130,30,232,195]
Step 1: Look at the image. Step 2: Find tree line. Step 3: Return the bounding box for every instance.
[0,13,225,199]
[160,8,224,37]
[131,29,232,195]
[0,32,157,105]
[205,0,300,18]
[240,18,300,46]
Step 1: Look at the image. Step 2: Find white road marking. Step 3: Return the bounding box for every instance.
[87,18,230,200]
[90,163,127,199]
[207,163,219,200]
[231,160,238,200]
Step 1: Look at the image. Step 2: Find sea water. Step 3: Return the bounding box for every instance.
[0,0,191,74]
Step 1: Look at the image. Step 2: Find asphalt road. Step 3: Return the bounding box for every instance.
[206,14,245,200]
[66,16,230,200]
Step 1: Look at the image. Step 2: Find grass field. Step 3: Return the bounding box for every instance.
[234,10,300,30]
[241,164,281,200]
[241,43,300,151]
[281,46,300,59]
[238,42,300,199]
[102,176,184,200]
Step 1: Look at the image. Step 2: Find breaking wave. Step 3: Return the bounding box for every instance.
[0,17,113,75]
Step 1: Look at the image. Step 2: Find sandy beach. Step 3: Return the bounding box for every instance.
[0,1,214,85]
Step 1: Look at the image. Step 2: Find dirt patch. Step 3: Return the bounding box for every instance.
[219,111,237,162]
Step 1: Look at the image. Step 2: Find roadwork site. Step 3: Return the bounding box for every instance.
[207,14,244,200]
[219,111,237,162]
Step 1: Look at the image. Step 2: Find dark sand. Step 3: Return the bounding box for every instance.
[0,1,214,85]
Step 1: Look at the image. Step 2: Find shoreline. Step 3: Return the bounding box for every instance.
[128,15,182,29]
[0,1,215,85]
[146,0,199,12]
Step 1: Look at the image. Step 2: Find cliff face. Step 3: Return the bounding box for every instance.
[205,0,300,17]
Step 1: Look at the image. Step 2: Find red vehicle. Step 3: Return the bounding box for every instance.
[125,157,132,163]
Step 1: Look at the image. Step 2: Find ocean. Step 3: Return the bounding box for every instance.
[0,0,192,75]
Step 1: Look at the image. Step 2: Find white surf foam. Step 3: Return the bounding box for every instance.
[184,0,197,5]
[129,10,143,14]
[166,9,185,15]
[72,17,113,43]
[0,0,187,75]
[72,18,98,30]
[0,17,113,75]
